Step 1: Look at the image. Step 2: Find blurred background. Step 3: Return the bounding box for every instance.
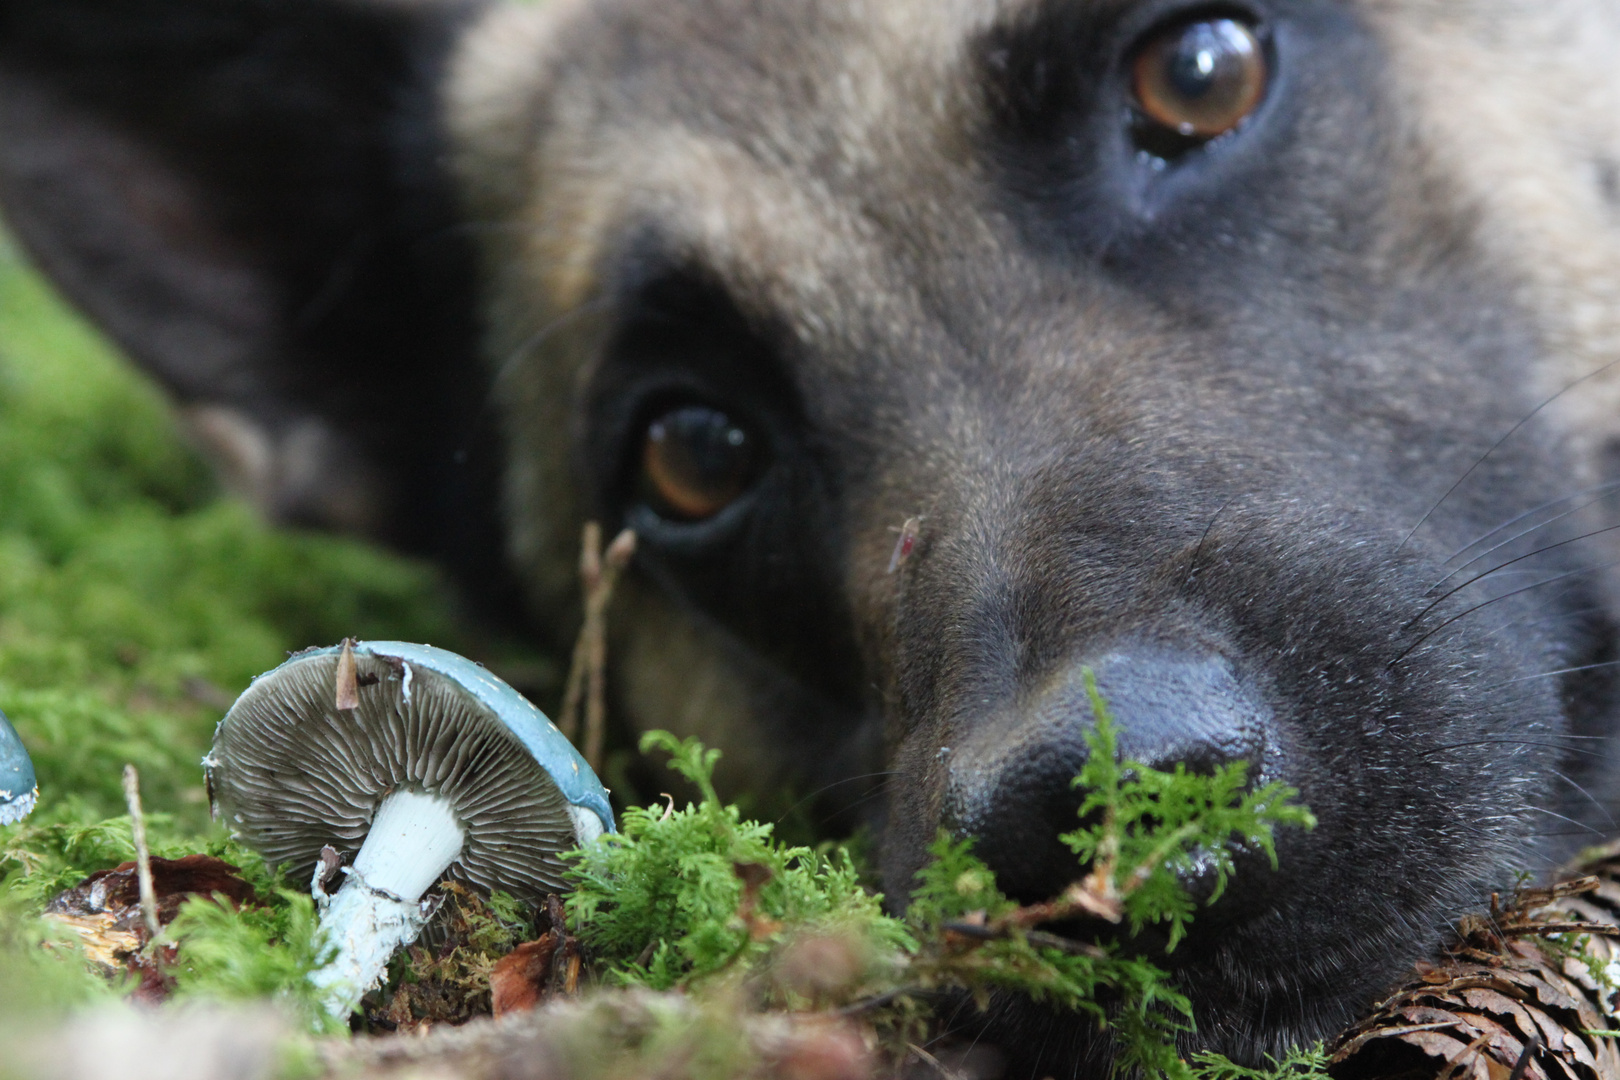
[0,220,548,906]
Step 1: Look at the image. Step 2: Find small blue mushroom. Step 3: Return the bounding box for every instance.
[0,707,38,826]
[203,641,614,1020]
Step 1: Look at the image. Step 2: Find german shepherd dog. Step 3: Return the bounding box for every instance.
[6,0,1620,1072]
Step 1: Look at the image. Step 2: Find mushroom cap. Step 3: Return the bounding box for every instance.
[205,641,614,902]
[0,706,37,826]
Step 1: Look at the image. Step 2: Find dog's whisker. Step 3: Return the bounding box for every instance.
[1549,768,1617,829]
[1477,605,1608,642]
[1404,522,1620,632]
[443,298,613,452]
[1418,738,1612,762]
[1523,829,1608,843]
[490,298,611,395]
[1443,480,1620,566]
[1524,805,1604,836]
[1179,493,1241,591]
[1389,556,1620,668]
[1429,482,1620,592]
[820,786,899,827]
[774,770,896,826]
[1398,357,1620,553]
[1482,659,1620,691]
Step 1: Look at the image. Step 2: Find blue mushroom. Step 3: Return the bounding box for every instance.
[204,641,614,1020]
[0,707,37,827]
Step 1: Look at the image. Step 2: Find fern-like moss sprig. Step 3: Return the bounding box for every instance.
[1063,671,1318,949]
[564,731,912,993]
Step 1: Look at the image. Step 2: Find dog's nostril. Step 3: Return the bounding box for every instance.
[1088,651,1272,776]
[945,650,1274,906]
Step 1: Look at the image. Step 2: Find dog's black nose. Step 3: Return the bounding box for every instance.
[944,650,1275,904]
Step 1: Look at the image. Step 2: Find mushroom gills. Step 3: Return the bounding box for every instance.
[309,789,466,1019]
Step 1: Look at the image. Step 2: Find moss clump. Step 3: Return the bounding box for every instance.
[567,703,1315,1079]
[566,731,912,992]
[164,884,336,1031]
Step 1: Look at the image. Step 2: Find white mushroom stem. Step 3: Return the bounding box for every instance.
[309,789,465,1021]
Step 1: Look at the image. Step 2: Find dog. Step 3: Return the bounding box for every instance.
[7,0,1620,1072]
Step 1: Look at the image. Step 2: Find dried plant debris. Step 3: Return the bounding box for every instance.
[360,882,555,1033]
[490,894,583,1018]
[1330,874,1620,1080]
[1546,841,1620,987]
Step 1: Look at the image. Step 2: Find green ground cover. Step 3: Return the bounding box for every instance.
[0,230,499,1021]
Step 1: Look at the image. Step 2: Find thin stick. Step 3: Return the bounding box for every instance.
[584,529,636,771]
[558,522,637,773]
[1506,1033,1540,1080]
[907,1043,968,1080]
[557,523,601,743]
[335,637,360,711]
[122,765,160,939]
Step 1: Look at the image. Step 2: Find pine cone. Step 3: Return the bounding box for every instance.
[1546,844,1620,987]
[1330,866,1620,1080]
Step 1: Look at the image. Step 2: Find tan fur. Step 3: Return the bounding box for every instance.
[1369,1,1620,461]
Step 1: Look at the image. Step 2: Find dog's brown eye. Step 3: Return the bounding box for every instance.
[640,405,756,521]
[1132,18,1266,141]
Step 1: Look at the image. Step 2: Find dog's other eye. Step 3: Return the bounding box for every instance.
[1132,18,1266,144]
[639,404,757,521]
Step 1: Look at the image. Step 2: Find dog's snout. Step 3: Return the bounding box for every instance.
[945,650,1275,904]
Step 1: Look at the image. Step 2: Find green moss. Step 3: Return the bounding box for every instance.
[165,885,338,1033]
[571,705,1316,1080]
[567,731,913,992]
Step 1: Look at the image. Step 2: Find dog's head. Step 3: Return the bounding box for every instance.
[7,0,1620,1069]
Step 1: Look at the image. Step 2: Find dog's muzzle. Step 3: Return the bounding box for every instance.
[943,648,1279,905]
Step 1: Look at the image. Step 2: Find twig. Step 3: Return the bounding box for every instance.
[558,522,636,772]
[1437,1032,1493,1080]
[335,637,359,711]
[556,523,599,744]
[942,920,1108,959]
[121,765,159,939]
[994,879,1122,931]
[907,1042,968,1080]
[1503,920,1620,938]
[834,985,942,1017]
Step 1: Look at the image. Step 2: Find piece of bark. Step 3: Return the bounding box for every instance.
[335,638,360,711]
[45,854,258,931]
[42,854,258,1000]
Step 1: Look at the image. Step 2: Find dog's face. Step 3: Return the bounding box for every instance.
[7,0,1620,1071]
